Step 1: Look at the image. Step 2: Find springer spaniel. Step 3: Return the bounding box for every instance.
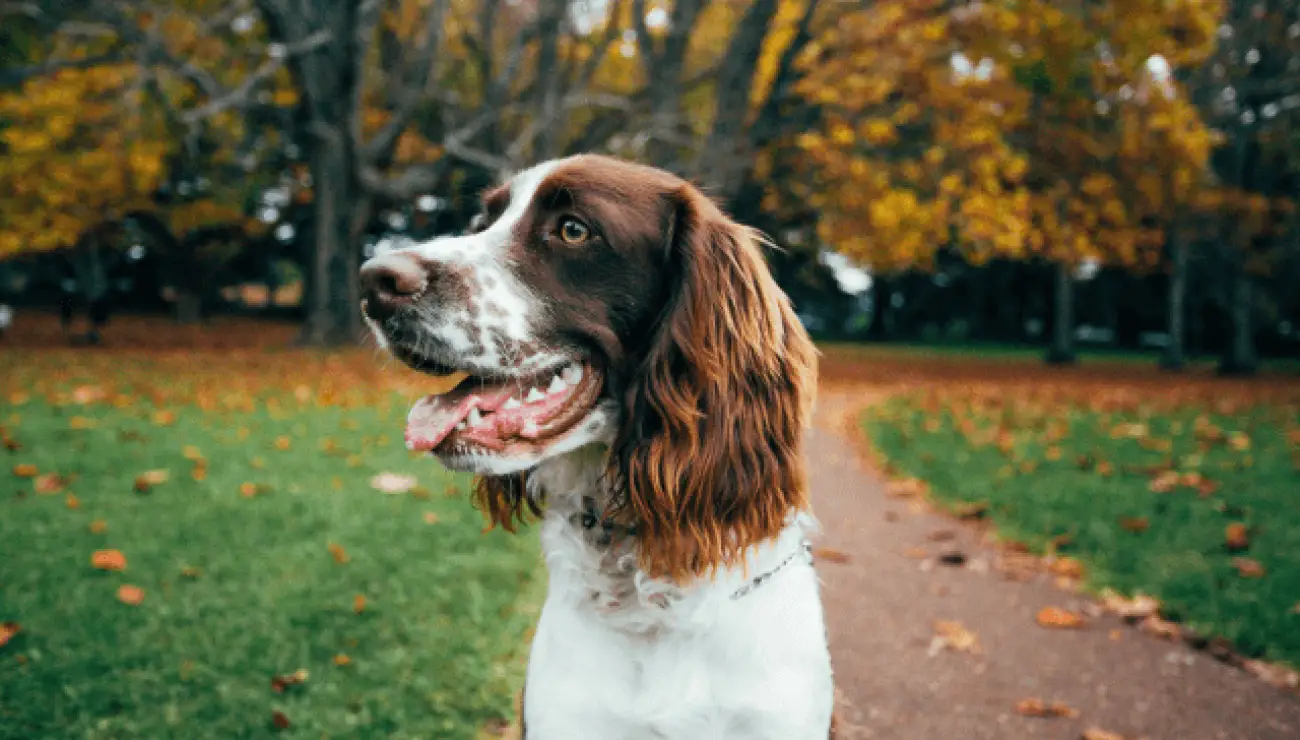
[360,155,834,739]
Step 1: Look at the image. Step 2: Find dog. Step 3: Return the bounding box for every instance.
[361,155,834,739]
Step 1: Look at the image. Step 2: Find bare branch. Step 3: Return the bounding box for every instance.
[361,0,451,166]
[179,29,331,126]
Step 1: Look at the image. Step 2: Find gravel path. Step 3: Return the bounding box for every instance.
[812,388,1300,740]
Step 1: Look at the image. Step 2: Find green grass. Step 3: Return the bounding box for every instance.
[0,356,541,739]
[865,392,1300,668]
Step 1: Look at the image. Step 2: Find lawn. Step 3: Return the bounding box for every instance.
[0,326,541,739]
[865,385,1300,669]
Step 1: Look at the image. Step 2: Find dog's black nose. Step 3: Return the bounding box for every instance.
[360,251,427,321]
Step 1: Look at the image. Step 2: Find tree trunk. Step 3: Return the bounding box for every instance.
[1219,258,1257,376]
[867,277,890,342]
[300,141,364,346]
[174,290,202,324]
[1046,261,1076,364]
[1160,226,1188,371]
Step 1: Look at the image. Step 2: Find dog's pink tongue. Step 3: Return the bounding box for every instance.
[405,385,514,451]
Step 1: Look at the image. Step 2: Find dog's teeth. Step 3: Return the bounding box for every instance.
[562,364,583,384]
[521,420,541,438]
[525,387,545,403]
[547,374,567,394]
[456,421,467,431]
[503,397,522,410]
[468,408,485,427]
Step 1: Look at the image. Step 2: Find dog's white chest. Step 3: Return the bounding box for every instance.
[522,513,834,740]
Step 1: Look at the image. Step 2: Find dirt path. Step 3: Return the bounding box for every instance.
[812,387,1300,740]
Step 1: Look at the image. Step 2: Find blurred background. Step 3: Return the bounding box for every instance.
[1,1,1299,739]
[0,0,1296,368]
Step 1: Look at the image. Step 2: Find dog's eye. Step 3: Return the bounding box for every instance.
[557,216,591,244]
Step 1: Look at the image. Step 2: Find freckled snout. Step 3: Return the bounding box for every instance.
[360,251,428,321]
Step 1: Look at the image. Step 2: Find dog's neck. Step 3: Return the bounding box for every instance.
[523,446,813,636]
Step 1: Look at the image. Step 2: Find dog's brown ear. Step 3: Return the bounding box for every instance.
[609,183,818,583]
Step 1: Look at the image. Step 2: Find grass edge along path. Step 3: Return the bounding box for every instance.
[861,390,1300,678]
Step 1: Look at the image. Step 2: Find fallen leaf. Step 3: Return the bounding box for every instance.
[239,482,259,497]
[887,477,929,498]
[180,566,201,579]
[152,410,176,426]
[0,622,19,649]
[274,436,291,450]
[68,416,95,430]
[116,585,145,605]
[1036,606,1085,629]
[1224,523,1250,552]
[88,520,107,534]
[91,549,127,571]
[271,668,309,693]
[930,620,981,655]
[34,473,65,494]
[812,547,851,564]
[333,653,351,666]
[1118,516,1149,533]
[353,594,366,614]
[182,445,203,460]
[1049,557,1085,578]
[1148,470,1179,493]
[1231,557,1265,578]
[271,711,291,730]
[1081,730,1125,740]
[1100,590,1160,619]
[370,472,418,494]
[12,463,38,478]
[1139,615,1180,640]
[72,385,105,404]
[1014,698,1080,719]
[134,469,169,492]
[951,501,988,520]
[422,511,440,524]
[65,494,80,510]
[329,543,350,564]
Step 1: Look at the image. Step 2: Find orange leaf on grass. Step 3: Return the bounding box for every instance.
[422,511,440,524]
[91,549,127,571]
[116,585,145,605]
[34,473,65,493]
[88,520,107,534]
[271,668,309,693]
[239,482,259,497]
[333,653,351,666]
[1036,606,1085,629]
[1232,557,1265,578]
[1119,516,1149,533]
[0,622,20,649]
[1225,523,1250,552]
[329,543,350,564]
[65,494,80,509]
[134,469,169,492]
[271,711,291,730]
[353,594,367,614]
[12,463,38,478]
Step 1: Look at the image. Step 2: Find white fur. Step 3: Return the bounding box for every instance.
[379,161,564,376]
[523,450,835,740]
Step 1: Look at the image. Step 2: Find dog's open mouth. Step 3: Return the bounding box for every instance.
[404,359,604,454]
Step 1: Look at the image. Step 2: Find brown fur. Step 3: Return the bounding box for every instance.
[469,156,818,584]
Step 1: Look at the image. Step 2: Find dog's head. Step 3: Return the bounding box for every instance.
[361,154,816,579]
